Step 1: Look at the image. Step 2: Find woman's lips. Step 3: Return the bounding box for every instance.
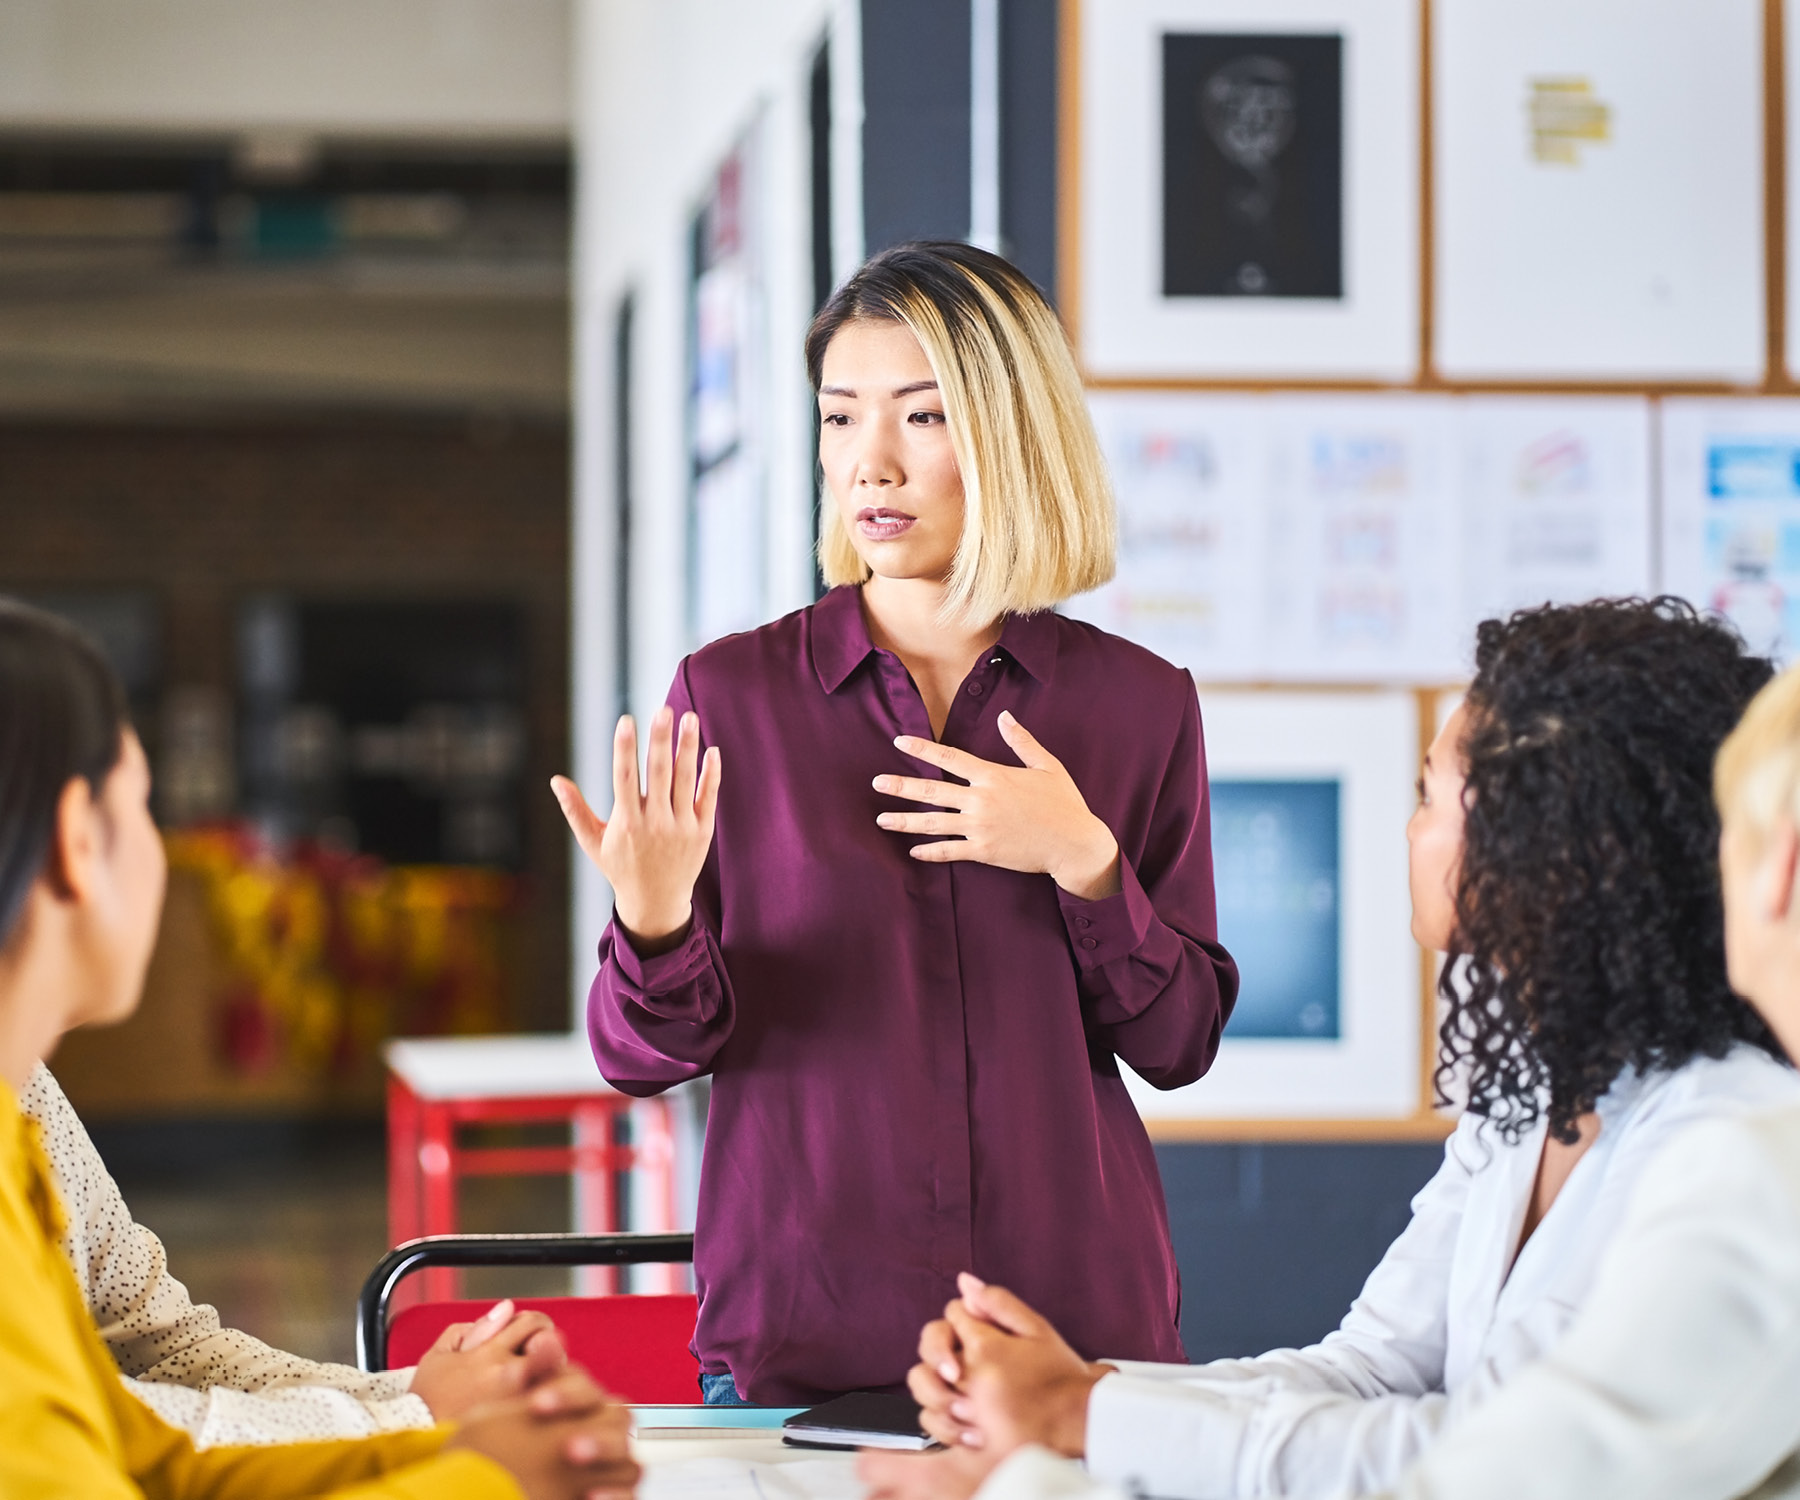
[856,508,918,541]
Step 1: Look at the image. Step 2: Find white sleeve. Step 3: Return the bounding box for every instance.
[21,1065,433,1442]
[1391,1110,1800,1500]
[1086,1122,1479,1499]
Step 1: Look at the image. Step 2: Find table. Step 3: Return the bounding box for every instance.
[384,1032,679,1302]
[635,1430,869,1500]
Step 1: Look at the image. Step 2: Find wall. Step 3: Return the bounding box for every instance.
[570,0,839,986]
[0,0,570,140]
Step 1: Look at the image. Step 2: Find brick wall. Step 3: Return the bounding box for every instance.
[0,410,574,1039]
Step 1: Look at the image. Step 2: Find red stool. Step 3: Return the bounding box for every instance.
[384,1035,680,1304]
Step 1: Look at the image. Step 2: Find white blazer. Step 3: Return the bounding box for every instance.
[1074,1047,1800,1499]
[980,1094,1800,1500]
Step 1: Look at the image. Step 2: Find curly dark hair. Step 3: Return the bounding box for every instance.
[1437,597,1783,1144]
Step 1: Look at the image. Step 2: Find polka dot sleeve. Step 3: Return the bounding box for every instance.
[22,1064,433,1446]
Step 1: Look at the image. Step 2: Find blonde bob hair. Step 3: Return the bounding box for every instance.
[1717,661,1800,841]
[805,241,1116,624]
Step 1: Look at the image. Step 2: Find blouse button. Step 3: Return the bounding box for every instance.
[1076,917,1092,928]
[1080,937,1099,950]
[966,681,985,697]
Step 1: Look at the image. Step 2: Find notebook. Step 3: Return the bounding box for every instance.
[781,1392,937,1451]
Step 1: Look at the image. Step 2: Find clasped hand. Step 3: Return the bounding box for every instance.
[859,1273,1109,1500]
[874,712,1121,902]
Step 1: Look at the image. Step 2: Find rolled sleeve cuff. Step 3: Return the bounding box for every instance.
[605,915,714,996]
[977,1447,1124,1500]
[1087,1373,1244,1500]
[1058,855,1156,972]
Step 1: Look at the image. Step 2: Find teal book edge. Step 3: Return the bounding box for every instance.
[630,1405,809,1430]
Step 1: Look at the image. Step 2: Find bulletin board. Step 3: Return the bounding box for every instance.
[1058,0,1798,1137]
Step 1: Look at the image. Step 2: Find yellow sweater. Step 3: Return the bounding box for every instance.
[0,1081,521,1499]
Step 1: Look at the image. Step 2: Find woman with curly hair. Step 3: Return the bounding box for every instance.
[869,598,1800,1500]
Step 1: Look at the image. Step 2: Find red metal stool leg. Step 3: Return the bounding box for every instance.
[387,1075,423,1248]
[632,1098,682,1293]
[419,1100,459,1303]
[572,1101,618,1295]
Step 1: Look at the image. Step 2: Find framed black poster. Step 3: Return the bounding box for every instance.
[1162,33,1343,300]
[1075,0,1416,380]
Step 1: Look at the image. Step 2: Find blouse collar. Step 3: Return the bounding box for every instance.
[809,585,1059,695]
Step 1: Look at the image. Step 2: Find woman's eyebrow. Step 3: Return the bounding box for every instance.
[893,379,939,397]
[819,384,855,397]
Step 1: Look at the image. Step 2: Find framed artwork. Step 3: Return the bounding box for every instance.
[1452,397,1654,643]
[1662,399,1800,664]
[686,126,769,649]
[1434,0,1763,382]
[1069,0,1418,380]
[1125,688,1437,1133]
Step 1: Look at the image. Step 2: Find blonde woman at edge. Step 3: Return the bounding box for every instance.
[0,598,636,1500]
[553,242,1239,1405]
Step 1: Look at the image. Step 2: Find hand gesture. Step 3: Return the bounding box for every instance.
[408,1298,568,1421]
[446,1365,639,1500]
[874,713,1122,901]
[552,708,721,954]
[908,1273,1105,1460]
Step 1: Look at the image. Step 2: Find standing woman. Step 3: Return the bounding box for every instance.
[553,242,1239,1405]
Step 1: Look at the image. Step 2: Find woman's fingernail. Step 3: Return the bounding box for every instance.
[939,1361,960,1383]
[877,815,895,828]
[872,776,890,791]
[961,1429,985,1448]
[950,1401,973,1422]
[567,1436,601,1464]
[483,1299,512,1321]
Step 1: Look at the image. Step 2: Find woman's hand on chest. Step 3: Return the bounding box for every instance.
[873,710,1123,902]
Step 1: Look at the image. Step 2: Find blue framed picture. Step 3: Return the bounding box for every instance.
[1210,778,1341,1038]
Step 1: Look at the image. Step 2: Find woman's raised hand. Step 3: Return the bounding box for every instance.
[873,711,1122,901]
[551,708,721,954]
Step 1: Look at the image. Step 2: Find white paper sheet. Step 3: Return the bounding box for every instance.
[1453,396,1654,644]
[642,1455,864,1500]
[1262,395,1461,681]
[1435,0,1763,381]
[1662,399,1800,663]
[1066,392,1272,679]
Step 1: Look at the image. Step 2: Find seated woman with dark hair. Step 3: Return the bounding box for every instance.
[0,598,637,1500]
[866,598,1800,1500]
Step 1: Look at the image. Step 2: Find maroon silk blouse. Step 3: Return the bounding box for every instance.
[586,585,1238,1404]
